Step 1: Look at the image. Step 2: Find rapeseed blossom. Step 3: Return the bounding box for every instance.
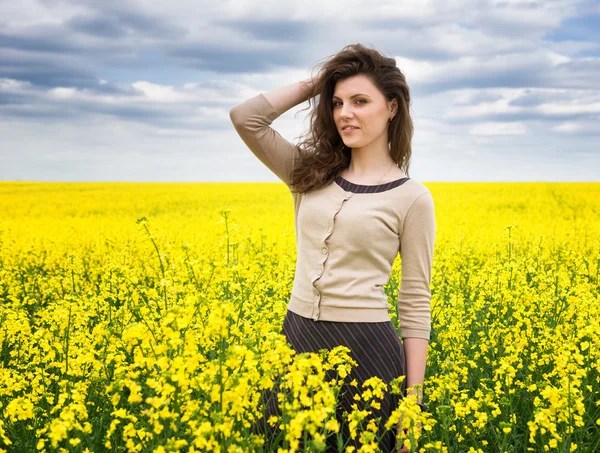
[0,182,597,452]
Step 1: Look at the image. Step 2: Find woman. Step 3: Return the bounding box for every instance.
[230,43,435,452]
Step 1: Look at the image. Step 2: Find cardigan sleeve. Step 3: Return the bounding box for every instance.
[397,190,436,340]
[229,93,301,188]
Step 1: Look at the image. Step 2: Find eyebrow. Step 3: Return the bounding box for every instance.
[331,93,371,100]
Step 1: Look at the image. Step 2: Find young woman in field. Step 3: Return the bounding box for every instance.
[230,43,435,452]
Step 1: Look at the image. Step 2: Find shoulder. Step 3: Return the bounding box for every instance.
[405,177,431,194]
[398,179,436,239]
[396,178,434,214]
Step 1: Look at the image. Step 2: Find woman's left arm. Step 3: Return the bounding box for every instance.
[397,189,436,402]
[403,337,429,404]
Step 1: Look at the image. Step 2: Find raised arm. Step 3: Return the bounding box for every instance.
[228,79,315,188]
[261,79,315,116]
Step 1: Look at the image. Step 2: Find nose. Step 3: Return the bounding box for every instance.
[340,104,354,121]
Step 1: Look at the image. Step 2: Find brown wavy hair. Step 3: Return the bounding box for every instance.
[289,43,414,195]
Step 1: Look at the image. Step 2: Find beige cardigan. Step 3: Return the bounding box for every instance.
[230,93,436,340]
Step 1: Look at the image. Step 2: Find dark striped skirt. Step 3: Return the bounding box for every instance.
[257,309,408,452]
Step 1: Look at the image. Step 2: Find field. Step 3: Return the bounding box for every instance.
[0,181,598,453]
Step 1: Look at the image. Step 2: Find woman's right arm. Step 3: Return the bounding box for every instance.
[229,79,315,188]
[261,79,314,116]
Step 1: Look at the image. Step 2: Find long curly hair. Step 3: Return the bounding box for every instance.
[289,43,414,195]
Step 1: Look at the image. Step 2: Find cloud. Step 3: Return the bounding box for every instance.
[0,0,599,181]
[469,121,527,136]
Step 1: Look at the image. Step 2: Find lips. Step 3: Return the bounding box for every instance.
[342,126,359,133]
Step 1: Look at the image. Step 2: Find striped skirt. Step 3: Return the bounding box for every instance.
[257,309,408,452]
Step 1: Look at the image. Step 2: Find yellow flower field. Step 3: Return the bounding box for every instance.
[0,181,598,453]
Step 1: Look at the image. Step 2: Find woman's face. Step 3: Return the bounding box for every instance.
[332,74,397,149]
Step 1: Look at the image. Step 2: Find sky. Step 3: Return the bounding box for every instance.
[1,0,599,183]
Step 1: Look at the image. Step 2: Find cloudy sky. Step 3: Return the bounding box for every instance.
[1,0,599,182]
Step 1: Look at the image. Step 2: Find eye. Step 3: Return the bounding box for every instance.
[332,99,367,107]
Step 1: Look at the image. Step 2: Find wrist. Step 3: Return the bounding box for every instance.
[299,78,315,99]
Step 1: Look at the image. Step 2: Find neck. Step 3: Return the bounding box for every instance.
[345,149,403,179]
